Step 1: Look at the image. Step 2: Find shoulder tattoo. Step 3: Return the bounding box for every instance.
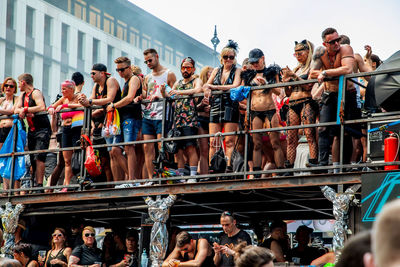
[313,46,326,61]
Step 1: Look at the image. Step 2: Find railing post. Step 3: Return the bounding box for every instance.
[338,75,346,192]
[79,106,92,186]
[159,98,167,185]
[8,119,18,196]
[243,93,251,180]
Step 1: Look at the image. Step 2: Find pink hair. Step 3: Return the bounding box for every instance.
[61,79,76,89]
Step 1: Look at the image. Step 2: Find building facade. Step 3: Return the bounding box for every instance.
[0,0,217,104]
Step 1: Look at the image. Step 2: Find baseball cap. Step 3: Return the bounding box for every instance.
[248,48,264,63]
[92,63,111,75]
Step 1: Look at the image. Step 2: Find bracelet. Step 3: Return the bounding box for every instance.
[61,104,69,109]
[89,99,93,106]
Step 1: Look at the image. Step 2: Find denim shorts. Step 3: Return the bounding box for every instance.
[122,118,141,142]
[142,118,162,136]
[105,134,123,151]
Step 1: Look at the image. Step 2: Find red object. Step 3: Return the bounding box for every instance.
[384,133,399,170]
[81,135,102,177]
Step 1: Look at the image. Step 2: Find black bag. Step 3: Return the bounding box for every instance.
[165,128,181,154]
[71,150,82,175]
[280,104,289,122]
[231,148,244,173]
[210,133,227,173]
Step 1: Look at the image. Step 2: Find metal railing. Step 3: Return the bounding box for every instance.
[1,67,399,195]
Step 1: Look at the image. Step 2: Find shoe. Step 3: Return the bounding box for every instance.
[139,181,154,187]
[186,178,197,184]
[114,183,136,188]
[60,188,68,193]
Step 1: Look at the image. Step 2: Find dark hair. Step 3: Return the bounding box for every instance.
[371,54,382,68]
[339,35,350,45]
[126,229,139,241]
[321,27,337,40]
[335,231,371,267]
[114,56,131,66]
[71,72,84,86]
[235,243,274,267]
[14,243,33,259]
[181,57,195,68]
[143,48,158,56]
[18,73,34,85]
[221,211,235,220]
[176,231,192,248]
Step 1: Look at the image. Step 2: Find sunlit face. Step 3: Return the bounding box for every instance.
[52,230,65,245]
[116,63,131,78]
[82,229,96,246]
[17,80,26,91]
[250,56,265,70]
[222,52,235,67]
[61,86,74,98]
[271,227,284,240]
[323,32,341,53]
[294,49,309,65]
[181,61,195,79]
[144,54,158,70]
[178,240,194,253]
[90,70,102,83]
[3,80,16,96]
[220,216,236,236]
[126,237,137,252]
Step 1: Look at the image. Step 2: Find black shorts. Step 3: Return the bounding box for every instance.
[0,127,12,143]
[210,95,240,123]
[61,126,82,148]
[177,126,197,149]
[28,128,51,162]
[198,116,210,131]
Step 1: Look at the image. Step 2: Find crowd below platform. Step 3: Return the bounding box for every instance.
[0,26,389,193]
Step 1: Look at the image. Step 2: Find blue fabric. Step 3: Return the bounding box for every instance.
[230,86,251,101]
[0,117,27,180]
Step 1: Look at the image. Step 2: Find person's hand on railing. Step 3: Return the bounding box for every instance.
[47,105,56,116]
[18,108,27,119]
[106,103,114,112]
[168,89,180,97]
[149,94,159,102]
[55,104,66,113]
[133,95,142,103]
[77,93,90,107]
[281,66,296,82]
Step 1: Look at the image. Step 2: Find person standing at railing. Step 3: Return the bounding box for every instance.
[281,40,319,172]
[107,57,142,188]
[14,73,51,192]
[142,48,176,182]
[241,48,285,176]
[204,40,242,173]
[78,63,123,184]
[0,77,18,191]
[309,28,356,172]
[168,57,203,183]
[48,80,83,192]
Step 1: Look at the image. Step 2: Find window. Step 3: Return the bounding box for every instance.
[61,23,69,53]
[89,5,101,28]
[92,38,100,64]
[129,27,139,47]
[121,51,128,58]
[42,62,51,96]
[116,20,127,41]
[107,45,114,71]
[74,0,87,21]
[26,6,35,38]
[103,13,114,35]
[5,48,14,78]
[78,31,85,60]
[142,34,151,50]
[176,51,184,68]
[25,55,33,74]
[165,46,173,65]
[6,0,15,30]
[153,40,163,59]
[44,15,52,46]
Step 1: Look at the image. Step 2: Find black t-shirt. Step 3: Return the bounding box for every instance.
[288,246,325,265]
[72,244,102,265]
[111,250,139,267]
[218,230,251,267]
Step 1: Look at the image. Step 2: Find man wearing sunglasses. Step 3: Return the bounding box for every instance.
[106,57,143,187]
[142,48,176,181]
[213,211,251,267]
[168,57,203,183]
[309,27,355,172]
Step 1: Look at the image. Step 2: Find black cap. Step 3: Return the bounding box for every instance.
[296,225,314,235]
[248,48,264,63]
[92,63,108,72]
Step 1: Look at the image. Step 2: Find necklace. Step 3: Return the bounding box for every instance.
[327,52,337,68]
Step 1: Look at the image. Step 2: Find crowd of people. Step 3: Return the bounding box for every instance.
[0,27,384,192]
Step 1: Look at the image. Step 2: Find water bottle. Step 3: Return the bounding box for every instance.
[141,249,148,267]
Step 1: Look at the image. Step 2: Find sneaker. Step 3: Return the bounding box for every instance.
[139,181,154,187]
[114,183,136,188]
[186,178,197,184]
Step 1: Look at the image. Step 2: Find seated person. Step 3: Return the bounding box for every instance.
[110,230,139,267]
[260,221,289,262]
[288,225,325,265]
[162,231,215,267]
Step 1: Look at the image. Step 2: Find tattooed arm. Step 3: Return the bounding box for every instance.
[309,46,326,79]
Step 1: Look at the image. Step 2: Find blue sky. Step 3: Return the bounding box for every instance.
[131,0,400,68]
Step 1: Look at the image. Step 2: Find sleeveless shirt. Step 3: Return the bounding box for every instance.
[143,70,169,120]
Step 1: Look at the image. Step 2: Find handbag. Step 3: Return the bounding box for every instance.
[71,150,81,175]
[231,142,244,173]
[210,133,227,173]
[81,135,102,177]
[165,127,181,154]
[102,109,121,137]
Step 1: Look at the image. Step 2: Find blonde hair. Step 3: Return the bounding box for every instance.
[82,226,95,238]
[293,40,314,74]
[131,65,142,76]
[220,47,237,65]
[199,66,213,84]
[234,243,275,267]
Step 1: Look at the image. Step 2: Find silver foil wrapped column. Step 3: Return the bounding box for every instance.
[145,195,177,267]
[321,184,360,261]
[0,202,24,258]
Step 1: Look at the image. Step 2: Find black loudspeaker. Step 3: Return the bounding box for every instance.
[368,119,400,161]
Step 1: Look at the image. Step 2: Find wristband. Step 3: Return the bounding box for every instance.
[24,107,28,113]
[47,106,54,111]
[61,104,69,109]
[89,99,93,106]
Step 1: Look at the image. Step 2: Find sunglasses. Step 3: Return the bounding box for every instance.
[84,233,95,237]
[223,55,235,60]
[326,38,341,45]
[52,233,63,237]
[90,72,97,76]
[222,211,234,217]
[116,66,129,72]
[293,50,306,57]
[144,59,153,64]
[3,84,15,89]
[181,66,193,71]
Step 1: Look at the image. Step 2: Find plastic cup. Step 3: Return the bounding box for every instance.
[173,260,180,267]
[38,250,46,258]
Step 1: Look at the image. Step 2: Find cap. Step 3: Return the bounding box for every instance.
[92,63,111,75]
[296,225,314,235]
[248,48,264,63]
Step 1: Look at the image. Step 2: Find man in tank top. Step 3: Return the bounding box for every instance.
[142,48,176,182]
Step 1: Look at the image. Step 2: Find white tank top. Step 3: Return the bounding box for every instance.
[143,69,169,120]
